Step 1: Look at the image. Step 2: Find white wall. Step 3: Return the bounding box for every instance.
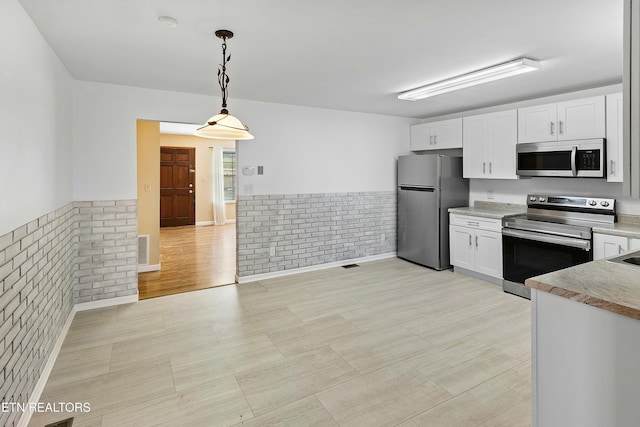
[72,81,412,201]
[0,0,73,235]
[470,178,640,214]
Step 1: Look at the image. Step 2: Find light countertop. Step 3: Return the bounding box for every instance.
[592,222,640,239]
[526,256,640,321]
[448,204,525,220]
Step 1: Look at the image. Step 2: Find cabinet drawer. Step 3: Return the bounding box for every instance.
[449,214,502,232]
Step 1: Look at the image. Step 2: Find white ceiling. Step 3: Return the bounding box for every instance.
[18,0,623,119]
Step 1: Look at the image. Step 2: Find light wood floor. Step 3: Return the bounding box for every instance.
[30,258,532,426]
[138,224,236,299]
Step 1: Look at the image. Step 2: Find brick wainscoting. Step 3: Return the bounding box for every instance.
[0,200,137,427]
[236,192,396,277]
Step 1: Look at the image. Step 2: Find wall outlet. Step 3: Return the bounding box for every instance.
[269,246,276,256]
[144,184,151,192]
[244,184,254,194]
[487,190,494,200]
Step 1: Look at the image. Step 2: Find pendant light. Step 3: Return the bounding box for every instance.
[195,29,254,140]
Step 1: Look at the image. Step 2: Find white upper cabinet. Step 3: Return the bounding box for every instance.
[463,109,517,179]
[517,95,605,143]
[410,118,462,151]
[517,103,557,143]
[606,92,623,182]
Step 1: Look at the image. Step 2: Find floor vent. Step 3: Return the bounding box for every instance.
[45,418,74,427]
[138,234,149,265]
[342,264,360,269]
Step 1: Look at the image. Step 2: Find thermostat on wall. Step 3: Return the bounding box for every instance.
[243,166,256,176]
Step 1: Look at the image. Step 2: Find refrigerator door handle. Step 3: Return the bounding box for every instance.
[399,186,436,192]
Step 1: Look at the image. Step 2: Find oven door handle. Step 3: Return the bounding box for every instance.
[502,228,591,251]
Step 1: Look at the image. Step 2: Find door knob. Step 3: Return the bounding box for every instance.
[189,190,193,194]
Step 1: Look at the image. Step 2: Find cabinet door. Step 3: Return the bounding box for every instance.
[518,103,557,143]
[433,118,463,149]
[410,122,434,151]
[629,238,640,251]
[557,96,605,140]
[593,233,628,260]
[462,115,485,178]
[474,230,503,278]
[606,93,624,182]
[485,110,518,179]
[450,226,475,270]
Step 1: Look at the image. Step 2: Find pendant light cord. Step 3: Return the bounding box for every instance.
[218,35,230,111]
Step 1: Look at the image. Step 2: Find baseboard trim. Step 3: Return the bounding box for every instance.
[452,266,503,287]
[17,307,76,427]
[75,293,139,312]
[236,252,397,283]
[138,263,161,273]
[196,220,236,226]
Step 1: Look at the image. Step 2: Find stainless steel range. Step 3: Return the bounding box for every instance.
[502,194,616,299]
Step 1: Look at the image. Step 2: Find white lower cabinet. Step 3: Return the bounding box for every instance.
[449,214,503,279]
[593,232,640,260]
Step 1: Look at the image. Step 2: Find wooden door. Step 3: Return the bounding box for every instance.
[160,147,195,227]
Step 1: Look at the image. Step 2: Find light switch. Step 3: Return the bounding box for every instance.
[257,166,264,175]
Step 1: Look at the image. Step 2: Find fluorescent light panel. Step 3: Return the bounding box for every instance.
[398,58,541,101]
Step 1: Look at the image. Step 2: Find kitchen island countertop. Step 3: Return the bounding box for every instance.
[526,256,640,321]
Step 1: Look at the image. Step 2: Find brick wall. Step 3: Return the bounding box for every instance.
[236,191,396,277]
[0,199,137,427]
[74,200,138,303]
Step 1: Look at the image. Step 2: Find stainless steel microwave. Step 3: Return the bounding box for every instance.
[516,139,605,178]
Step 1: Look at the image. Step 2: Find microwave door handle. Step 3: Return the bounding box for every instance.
[571,146,578,176]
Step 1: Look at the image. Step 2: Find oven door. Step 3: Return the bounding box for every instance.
[502,228,592,298]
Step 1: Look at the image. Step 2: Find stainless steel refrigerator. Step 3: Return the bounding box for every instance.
[397,155,468,270]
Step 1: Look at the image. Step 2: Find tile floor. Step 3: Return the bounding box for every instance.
[29,258,531,427]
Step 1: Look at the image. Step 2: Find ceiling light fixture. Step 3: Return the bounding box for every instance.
[398,58,541,101]
[158,16,178,29]
[195,30,254,140]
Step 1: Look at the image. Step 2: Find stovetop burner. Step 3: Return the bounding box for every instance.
[502,194,616,239]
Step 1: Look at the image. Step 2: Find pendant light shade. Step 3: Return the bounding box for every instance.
[195,29,254,140]
[194,111,254,140]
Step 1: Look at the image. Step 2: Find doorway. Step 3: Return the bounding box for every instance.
[136,120,237,299]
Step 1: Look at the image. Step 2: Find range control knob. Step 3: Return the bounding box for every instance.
[600,201,610,207]
[529,196,537,202]
[538,197,546,202]
[588,200,597,206]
